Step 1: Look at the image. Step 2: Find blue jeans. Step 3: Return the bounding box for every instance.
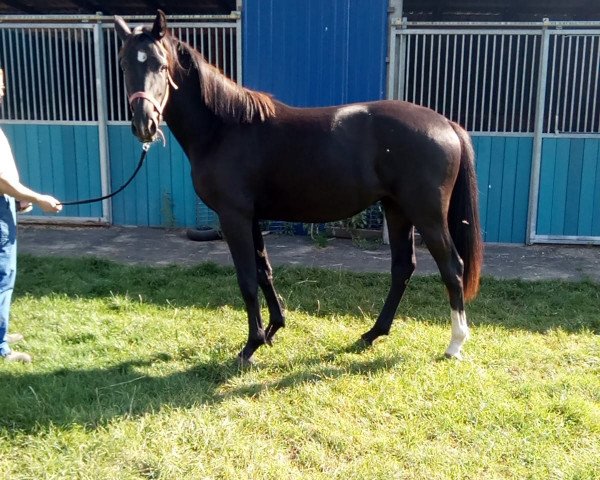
[0,195,17,357]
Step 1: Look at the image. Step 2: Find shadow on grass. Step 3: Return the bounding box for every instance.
[16,254,600,335]
[0,348,402,434]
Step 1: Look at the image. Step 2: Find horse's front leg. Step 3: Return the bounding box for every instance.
[252,220,285,345]
[219,212,267,364]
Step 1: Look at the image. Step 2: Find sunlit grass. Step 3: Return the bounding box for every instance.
[1,255,598,479]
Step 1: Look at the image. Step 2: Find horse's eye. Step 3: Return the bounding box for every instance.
[160,64,168,72]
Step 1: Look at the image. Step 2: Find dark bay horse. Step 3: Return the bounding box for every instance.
[115,11,483,363]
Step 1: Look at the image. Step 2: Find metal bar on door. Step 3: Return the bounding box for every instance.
[592,36,600,132]
[526,23,550,244]
[236,13,242,83]
[93,22,111,223]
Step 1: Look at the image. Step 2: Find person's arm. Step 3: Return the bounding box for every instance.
[0,175,62,213]
[0,127,62,213]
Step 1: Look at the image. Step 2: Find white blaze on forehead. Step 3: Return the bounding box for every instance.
[137,51,148,63]
[331,104,369,129]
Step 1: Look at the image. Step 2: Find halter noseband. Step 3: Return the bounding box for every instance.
[127,32,179,145]
[128,70,178,115]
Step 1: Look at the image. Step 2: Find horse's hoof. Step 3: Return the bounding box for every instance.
[346,337,372,353]
[360,331,377,346]
[443,351,463,361]
[237,353,255,367]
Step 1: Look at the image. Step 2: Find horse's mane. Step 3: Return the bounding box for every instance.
[161,32,275,123]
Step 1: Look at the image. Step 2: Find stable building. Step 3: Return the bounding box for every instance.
[0,0,598,244]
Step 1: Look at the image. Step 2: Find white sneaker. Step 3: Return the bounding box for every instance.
[4,351,32,363]
[6,333,24,344]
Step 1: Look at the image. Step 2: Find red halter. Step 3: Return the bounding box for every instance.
[127,38,179,145]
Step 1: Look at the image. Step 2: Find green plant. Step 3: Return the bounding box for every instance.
[351,236,382,250]
[282,222,296,236]
[332,210,368,230]
[304,223,329,247]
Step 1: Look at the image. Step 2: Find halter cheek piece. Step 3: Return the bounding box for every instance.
[127,33,178,145]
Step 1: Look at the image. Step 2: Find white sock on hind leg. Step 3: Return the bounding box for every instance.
[445,309,470,359]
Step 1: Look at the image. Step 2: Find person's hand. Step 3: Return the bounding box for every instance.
[16,201,33,213]
[36,195,63,213]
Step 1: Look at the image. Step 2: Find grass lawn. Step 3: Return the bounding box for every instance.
[1,254,599,479]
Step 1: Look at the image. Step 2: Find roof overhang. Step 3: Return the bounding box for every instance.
[0,0,236,15]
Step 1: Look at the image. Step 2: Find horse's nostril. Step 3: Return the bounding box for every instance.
[131,118,151,141]
[148,119,157,136]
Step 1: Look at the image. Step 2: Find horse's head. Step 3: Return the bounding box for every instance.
[115,10,177,144]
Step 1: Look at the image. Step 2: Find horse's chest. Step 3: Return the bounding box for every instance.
[190,165,218,206]
[190,160,243,212]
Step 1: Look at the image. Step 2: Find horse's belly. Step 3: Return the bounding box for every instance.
[256,184,381,223]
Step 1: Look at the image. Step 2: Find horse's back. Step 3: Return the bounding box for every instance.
[278,99,460,166]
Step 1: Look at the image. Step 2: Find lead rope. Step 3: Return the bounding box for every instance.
[59,142,152,206]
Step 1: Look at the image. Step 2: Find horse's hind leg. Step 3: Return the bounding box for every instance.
[362,202,416,345]
[417,224,469,359]
[252,220,285,345]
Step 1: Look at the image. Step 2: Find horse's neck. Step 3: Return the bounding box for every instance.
[164,78,219,153]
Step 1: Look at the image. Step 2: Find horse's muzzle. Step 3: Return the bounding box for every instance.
[131,116,158,143]
[131,101,160,143]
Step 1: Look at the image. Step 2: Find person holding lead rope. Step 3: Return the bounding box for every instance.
[0,67,63,363]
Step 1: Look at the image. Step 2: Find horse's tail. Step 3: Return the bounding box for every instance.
[448,121,483,301]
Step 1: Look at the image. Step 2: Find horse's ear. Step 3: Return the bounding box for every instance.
[151,10,168,40]
[114,15,131,42]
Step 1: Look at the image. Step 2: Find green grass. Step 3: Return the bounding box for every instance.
[1,254,599,479]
